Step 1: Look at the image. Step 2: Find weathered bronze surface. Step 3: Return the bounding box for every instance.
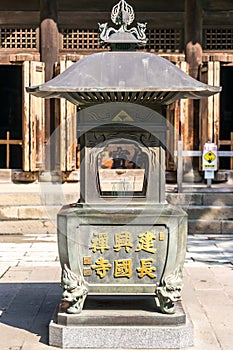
[56,102,187,314]
[26,0,220,319]
[26,51,220,107]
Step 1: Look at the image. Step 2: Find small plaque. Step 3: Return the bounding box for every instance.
[83,256,92,265]
[159,232,165,241]
[83,268,92,276]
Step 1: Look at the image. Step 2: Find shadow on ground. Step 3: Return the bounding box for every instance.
[0,283,61,344]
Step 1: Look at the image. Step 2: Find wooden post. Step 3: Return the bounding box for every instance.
[177,141,183,193]
[40,0,59,83]
[40,0,59,169]
[185,0,203,79]
[184,0,203,180]
[213,61,220,145]
[231,132,233,170]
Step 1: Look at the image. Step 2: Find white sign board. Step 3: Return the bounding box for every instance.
[202,142,218,171]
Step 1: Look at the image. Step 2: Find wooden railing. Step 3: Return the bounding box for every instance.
[174,140,233,192]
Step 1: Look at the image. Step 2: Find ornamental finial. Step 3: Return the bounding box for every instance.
[111,0,135,30]
[98,0,147,47]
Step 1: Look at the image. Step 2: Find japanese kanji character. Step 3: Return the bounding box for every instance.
[114,232,133,252]
[137,259,156,279]
[91,257,112,278]
[89,232,110,253]
[135,231,156,254]
[114,259,132,278]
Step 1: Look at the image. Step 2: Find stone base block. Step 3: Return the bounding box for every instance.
[49,297,194,349]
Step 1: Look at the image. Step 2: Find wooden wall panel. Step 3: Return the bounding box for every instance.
[30,61,45,170]
[213,61,220,145]
[207,61,220,144]
[22,61,30,171]
[59,60,77,172]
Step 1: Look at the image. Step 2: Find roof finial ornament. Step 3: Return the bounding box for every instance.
[98,0,147,47]
[111,0,135,31]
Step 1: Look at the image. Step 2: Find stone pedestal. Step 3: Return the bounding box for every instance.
[49,296,194,348]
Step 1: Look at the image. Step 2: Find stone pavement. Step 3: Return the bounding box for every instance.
[0,233,232,350]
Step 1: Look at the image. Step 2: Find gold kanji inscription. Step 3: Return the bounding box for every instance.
[136,231,156,253]
[137,259,156,279]
[91,257,112,278]
[114,259,132,278]
[114,232,133,253]
[89,232,110,253]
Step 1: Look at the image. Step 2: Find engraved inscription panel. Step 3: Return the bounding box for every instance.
[76,225,168,285]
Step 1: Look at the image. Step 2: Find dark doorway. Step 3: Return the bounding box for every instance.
[0,65,22,169]
[220,66,233,169]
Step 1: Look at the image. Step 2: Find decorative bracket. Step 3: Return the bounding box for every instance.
[61,264,88,314]
[155,267,183,314]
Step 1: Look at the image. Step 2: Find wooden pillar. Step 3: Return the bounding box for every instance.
[184,0,203,180]
[40,0,59,169]
[185,0,203,79]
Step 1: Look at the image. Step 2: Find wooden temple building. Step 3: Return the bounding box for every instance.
[0,0,233,182]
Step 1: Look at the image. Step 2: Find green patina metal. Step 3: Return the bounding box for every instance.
[27,0,220,315]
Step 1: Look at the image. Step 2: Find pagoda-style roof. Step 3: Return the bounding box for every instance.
[27,0,221,107]
[27,51,220,107]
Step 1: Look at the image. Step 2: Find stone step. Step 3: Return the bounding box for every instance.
[0,219,57,235]
[0,185,232,235]
[0,191,78,206]
[188,219,233,235]
[183,205,233,220]
[0,205,60,221]
[0,204,232,235]
[167,192,233,234]
[0,191,231,206]
[166,192,233,206]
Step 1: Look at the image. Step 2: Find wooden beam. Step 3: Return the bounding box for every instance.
[0,11,39,26]
[203,11,233,26]
[58,11,184,28]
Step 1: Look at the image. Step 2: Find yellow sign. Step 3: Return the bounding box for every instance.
[204,151,216,163]
[202,143,217,171]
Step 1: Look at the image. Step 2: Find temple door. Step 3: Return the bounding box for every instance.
[23,61,45,171]
[59,60,77,172]
[200,61,220,149]
[166,61,189,172]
